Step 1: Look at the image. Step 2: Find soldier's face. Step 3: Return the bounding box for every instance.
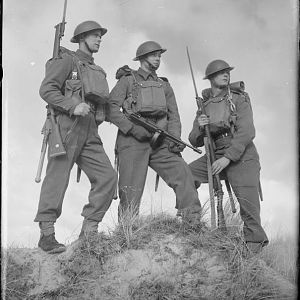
[211,70,230,88]
[146,51,161,70]
[84,30,102,53]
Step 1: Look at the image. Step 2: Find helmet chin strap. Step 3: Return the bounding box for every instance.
[145,58,158,72]
[84,41,94,54]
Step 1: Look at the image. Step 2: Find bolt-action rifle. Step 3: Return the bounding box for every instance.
[186,46,231,231]
[128,113,202,155]
[35,0,68,183]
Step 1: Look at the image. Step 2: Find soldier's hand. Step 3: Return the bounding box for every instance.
[197,114,209,127]
[129,125,152,142]
[73,103,91,116]
[168,141,186,153]
[212,157,230,175]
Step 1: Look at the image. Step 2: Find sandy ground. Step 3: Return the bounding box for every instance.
[6,233,297,299]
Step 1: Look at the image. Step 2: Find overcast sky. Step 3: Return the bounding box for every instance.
[3,0,298,248]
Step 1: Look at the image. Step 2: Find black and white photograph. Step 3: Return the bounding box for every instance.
[2,0,298,299]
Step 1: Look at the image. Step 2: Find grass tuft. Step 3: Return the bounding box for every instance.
[2,209,297,299]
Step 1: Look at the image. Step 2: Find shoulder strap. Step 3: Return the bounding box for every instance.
[130,70,139,84]
[159,76,169,82]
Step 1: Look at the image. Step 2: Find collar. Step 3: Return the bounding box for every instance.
[137,67,158,80]
[75,49,94,64]
[202,86,228,101]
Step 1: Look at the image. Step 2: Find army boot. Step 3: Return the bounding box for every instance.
[181,205,203,228]
[79,219,99,240]
[38,221,66,254]
[38,233,66,254]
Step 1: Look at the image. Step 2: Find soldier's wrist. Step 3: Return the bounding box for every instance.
[223,155,231,162]
[69,104,78,116]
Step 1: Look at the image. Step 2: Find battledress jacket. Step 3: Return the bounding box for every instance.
[108,67,182,138]
[39,49,100,115]
[188,87,259,163]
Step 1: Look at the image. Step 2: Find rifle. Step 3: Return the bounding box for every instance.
[35,0,68,182]
[186,46,227,231]
[48,0,68,157]
[128,113,202,155]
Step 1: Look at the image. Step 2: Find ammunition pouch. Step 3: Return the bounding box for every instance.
[64,50,109,124]
[135,80,167,117]
[204,96,233,134]
[201,81,249,135]
[123,72,167,118]
[64,79,82,106]
[79,62,109,105]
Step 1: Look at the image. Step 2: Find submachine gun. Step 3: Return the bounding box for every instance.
[35,0,68,183]
[186,46,236,231]
[128,113,202,155]
[127,113,202,194]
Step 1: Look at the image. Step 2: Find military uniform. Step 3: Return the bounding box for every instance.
[188,86,268,244]
[108,67,201,218]
[35,49,117,228]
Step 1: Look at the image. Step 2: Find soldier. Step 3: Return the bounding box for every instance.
[108,41,202,222]
[34,21,117,254]
[188,60,268,254]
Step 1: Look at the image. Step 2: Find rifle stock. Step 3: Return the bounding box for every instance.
[35,126,50,183]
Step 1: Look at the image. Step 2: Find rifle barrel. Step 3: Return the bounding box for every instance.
[62,0,68,23]
[186,47,199,99]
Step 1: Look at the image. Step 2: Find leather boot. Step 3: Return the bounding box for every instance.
[38,233,66,254]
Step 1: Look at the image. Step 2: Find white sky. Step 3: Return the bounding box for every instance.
[2,0,298,248]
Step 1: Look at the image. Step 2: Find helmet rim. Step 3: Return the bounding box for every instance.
[133,41,167,61]
[70,21,107,43]
[203,59,234,80]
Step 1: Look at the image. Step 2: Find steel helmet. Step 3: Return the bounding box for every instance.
[70,21,107,43]
[133,41,167,61]
[203,60,234,80]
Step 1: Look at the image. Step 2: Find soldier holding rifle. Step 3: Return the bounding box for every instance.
[34,16,117,253]
[187,59,268,254]
[108,41,202,223]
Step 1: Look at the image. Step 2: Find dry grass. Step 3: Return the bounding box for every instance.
[2,206,297,299]
[1,249,34,300]
[260,234,298,284]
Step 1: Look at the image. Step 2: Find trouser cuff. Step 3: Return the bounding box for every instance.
[80,219,99,233]
[39,221,55,236]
